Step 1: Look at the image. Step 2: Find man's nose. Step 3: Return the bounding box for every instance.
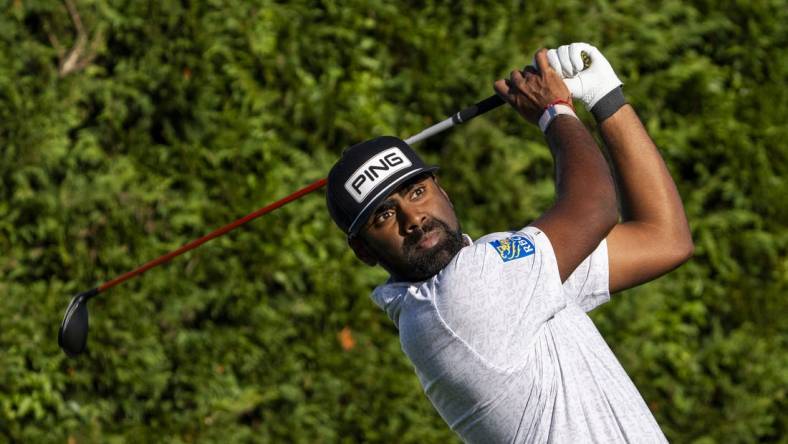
[398,202,426,234]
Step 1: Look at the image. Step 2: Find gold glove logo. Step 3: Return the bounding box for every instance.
[344,147,412,203]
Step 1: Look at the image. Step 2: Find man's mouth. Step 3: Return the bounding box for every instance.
[400,217,465,281]
[416,229,441,250]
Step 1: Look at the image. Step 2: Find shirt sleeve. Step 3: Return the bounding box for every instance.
[475,227,611,312]
[559,238,611,312]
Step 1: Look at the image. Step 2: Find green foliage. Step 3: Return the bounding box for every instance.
[0,0,785,442]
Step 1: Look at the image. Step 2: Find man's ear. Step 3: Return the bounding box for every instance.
[349,236,378,266]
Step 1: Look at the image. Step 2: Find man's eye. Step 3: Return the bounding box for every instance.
[411,186,426,200]
[375,209,394,223]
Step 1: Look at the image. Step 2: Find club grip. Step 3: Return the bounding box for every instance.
[454,94,506,123]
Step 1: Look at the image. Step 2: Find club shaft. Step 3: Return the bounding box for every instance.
[98,178,328,292]
[95,94,504,293]
[405,94,505,145]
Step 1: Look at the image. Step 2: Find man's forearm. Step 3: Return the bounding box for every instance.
[598,104,694,291]
[599,105,691,244]
[547,115,617,209]
[531,114,618,281]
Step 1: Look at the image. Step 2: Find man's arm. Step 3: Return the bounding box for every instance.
[547,42,693,292]
[494,49,618,282]
[533,116,618,282]
[601,106,694,292]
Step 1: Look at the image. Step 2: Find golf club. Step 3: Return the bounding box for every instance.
[59,49,595,358]
[58,93,507,357]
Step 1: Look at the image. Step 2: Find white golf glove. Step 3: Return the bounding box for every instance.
[546,43,623,111]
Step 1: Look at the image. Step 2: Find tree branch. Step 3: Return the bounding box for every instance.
[54,0,101,77]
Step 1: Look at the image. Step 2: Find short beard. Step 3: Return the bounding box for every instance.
[401,218,465,281]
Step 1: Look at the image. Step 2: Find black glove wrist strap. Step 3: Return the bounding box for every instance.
[591,86,626,123]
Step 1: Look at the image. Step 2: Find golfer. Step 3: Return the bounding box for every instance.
[326,43,692,443]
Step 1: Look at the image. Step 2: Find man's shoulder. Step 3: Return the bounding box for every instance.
[428,227,546,292]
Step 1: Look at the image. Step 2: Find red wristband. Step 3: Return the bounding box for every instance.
[544,98,574,111]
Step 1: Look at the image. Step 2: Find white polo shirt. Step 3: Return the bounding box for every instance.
[371,226,667,443]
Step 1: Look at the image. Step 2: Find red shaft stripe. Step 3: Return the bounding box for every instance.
[98,177,328,293]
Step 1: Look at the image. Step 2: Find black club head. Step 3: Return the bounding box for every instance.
[58,288,98,357]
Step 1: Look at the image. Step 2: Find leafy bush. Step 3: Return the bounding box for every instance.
[1,0,785,442]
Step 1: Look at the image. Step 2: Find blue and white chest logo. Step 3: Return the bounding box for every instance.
[488,235,535,262]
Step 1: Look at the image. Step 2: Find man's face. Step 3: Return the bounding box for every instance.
[352,173,465,282]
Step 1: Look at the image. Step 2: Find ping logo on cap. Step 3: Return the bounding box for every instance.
[344,147,412,203]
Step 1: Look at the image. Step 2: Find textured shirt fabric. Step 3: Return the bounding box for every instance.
[371,226,667,443]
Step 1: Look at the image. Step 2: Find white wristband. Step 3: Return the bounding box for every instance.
[538,103,578,133]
